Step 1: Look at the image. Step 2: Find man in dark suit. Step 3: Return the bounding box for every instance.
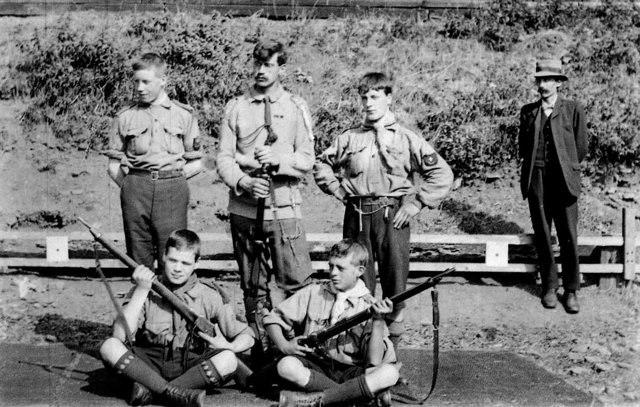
[518,59,587,314]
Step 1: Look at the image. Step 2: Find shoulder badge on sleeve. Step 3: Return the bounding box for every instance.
[423,152,438,166]
[201,280,231,304]
[291,95,314,141]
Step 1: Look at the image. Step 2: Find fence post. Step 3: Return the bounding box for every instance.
[623,207,636,283]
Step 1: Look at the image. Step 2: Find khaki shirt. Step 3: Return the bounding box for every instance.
[314,113,453,209]
[262,281,396,366]
[216,85,315,220]
[127,276,253,349]
[106,93,202,171]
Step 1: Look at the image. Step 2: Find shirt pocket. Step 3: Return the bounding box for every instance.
[306,308,330,333]
[163,125,185,154]
[384,145,408,175]
[346,145,368,176]
[124,126,150,155]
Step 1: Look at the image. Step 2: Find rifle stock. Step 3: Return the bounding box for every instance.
[299,268,455,349]
[77,217,216,338]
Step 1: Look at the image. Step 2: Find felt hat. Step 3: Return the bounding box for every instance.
[534,59,568,81]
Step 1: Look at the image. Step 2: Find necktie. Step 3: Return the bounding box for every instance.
[263,96,277,146]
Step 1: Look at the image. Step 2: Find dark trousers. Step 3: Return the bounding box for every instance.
[131,345,222,381]
[527,167,580,292]
[230,213,313,323]
[121,173,189,272]
[343,199,410,311]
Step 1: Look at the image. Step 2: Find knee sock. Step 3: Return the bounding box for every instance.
[323,375,373,406]
[114,351,167,394]
[303,370,337,391]
[169,359,223,389]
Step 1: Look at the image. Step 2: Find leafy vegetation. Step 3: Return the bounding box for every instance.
[6,0,640,179]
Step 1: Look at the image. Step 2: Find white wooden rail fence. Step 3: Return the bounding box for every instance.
[1,209,637,282]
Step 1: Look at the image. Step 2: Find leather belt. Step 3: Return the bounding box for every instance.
[347,195,400,207]
[128,168,184,180]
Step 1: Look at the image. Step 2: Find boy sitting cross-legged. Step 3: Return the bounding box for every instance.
[99,229,255,407]
[263,239,399,406]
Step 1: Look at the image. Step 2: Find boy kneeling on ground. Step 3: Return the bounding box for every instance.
[263,239,399,406]
[99,229,255,407]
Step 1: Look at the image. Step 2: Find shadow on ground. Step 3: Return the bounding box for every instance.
[441,198,525,235]
[34,313,111,358]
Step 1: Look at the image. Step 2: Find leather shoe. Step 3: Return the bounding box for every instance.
[162,385,205,407]
[541,289,558,309]
[128,382,153,406]
[563,291,580,314]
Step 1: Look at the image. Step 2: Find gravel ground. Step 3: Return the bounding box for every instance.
[1,273,638,406]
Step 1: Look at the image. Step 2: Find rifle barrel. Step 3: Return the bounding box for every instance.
[303,268,455,346]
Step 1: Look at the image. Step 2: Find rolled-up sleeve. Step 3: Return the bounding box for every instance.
[314,132,348,199]
[182,113,203,161]
[104,117,126,161]
[262,285,312,333]
[409,133,453,208]
[215,301,255,340]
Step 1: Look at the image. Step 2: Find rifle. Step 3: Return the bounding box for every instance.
[299,268,455,349]
[78,217,254,385]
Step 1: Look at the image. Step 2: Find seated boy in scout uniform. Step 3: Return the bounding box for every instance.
[314,72,453,402]
[105,53,203,273]
[99,230,255,407]
[263,239,399,407]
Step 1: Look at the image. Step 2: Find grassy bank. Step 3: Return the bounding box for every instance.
[2,0,639,180]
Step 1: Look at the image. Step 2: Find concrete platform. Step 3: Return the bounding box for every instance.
[0,343,597,406]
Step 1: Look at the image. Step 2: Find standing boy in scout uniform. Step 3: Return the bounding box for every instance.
[314,72,453,348]
[314,72,452,403]
[217,40,315,335]
[105,53,203,272]
[518,59,587,314]
[99,229,255,407]
[263,239,398,407]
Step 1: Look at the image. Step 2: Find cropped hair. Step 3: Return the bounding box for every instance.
[357,72,393,95]
[253,40,287,66]
[165,229,201,261]
[132,53,167,76]
[329,238,369,268]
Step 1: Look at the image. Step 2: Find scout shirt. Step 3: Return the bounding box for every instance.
[262,280,396,367]
[127,274,254,350]
[314,113,453,210]
[216,85,315,220]
[105,93,202,171]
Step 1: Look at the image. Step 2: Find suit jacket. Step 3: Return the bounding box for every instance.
[518,97,588,199]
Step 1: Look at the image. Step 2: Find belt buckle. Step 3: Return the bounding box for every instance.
[150,170,159,180]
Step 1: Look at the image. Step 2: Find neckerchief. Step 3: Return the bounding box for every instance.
[362,112,402,170]
[159,273,198,343]
[329,279,369,325]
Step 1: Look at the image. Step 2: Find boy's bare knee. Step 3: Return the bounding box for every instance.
[276,356,301,382]
[99,337,126,365]
[211,349,237,377]
[379,364,400,388]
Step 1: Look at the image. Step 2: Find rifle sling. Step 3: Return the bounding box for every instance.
[425,288,440,401]
[92,242,137,349]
